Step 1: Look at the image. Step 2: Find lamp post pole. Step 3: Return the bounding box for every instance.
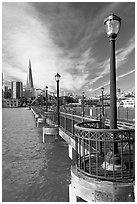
[64,93,66,110]
[45,86,48,112]
[57,80,59,126]
[110,36,117,129]
[40,93,42,109]
[101,87,104,116]
[104,13,121,155]
[82,91,85,118]
[70,94,73,109]
[55,73,61,127]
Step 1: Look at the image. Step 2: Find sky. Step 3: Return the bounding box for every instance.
[2,1,135,97]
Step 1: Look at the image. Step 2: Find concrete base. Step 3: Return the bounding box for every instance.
[43,126,59,143]
[70,165,134,202]
[59,129,89,160]
[69,184,77,202]
[36,118,45,127]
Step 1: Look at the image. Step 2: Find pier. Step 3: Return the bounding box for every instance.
[2,4,135,202]
[30,106,135,202]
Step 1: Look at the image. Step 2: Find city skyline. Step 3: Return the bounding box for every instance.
[2,2,135,97]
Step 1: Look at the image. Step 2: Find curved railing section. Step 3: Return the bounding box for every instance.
[74,121,135,182]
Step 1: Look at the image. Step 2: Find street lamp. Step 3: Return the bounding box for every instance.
[101,87,104,116]
[104,13,121,129]
[104,14,121,160]
[82,91,85,118]
[63,91,66,110]
[55,73,61,126]
[45,86,48,112]
[40,92,43,109]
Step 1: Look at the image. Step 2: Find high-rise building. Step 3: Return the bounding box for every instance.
[11,81,23,99]
[26,59,34,89]
[4,86,8,99]
[24,59,35,100]
[2,72,4,98]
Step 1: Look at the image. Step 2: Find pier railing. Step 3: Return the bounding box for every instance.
[59,111,97,138]
[74,121,135,182]
[31,106,135,182]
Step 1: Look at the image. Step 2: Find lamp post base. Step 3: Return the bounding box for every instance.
[102,161,126,171]
[101,151,126,171]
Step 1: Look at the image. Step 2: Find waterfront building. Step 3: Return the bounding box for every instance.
[24,59,35,100]
[2,98,19,108]
[2,72,4,98]
[4,86,9,99]
[11,81,23,99]
[120,98,135,108]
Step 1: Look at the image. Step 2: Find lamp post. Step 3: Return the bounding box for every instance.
[101,87,104,116]
[64,91,66,110]
[38,95,40,107]
[104,13,121,130]
[82,91,85,118]
[45,86,48,112]
[70,94,73,109]
[55,73,61,126]
[40,92,43,109]
[104,14,121,157]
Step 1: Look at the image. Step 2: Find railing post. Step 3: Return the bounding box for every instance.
[100,135,103,156]
[117,107,120,120]
[65,109,67,131]
[126,107,129,121]
[96,107,97,117]
[60,112,62,128]
[74,131,78,165]
[72,110,75,136]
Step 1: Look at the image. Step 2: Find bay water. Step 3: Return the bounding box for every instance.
[2,108,71,202]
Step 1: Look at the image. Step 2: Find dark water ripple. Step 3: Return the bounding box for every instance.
[2,108,71,202]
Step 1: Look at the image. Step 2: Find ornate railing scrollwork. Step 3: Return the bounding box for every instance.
[74,121,135,182]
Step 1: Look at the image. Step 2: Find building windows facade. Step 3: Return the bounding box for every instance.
[11,81,23,99]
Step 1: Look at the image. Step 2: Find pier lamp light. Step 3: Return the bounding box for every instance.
[104,13,121,39]
[104,14,121,163]
[104,13,121,130]
[45,86,48,112]
[45,86,48,91]
[55,73,61,126]
[55,73,61,82]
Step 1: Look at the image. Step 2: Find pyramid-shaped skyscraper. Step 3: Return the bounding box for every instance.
[26,59,34,89]
[24,59,35,99]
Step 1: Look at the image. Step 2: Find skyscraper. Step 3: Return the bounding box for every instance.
[26,59,34,89]
[24,59,35,99]
[11,81,23,98]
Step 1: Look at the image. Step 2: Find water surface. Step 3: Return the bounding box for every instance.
[2,108,71,202]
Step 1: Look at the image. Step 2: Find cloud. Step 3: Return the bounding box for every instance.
[87,34,135,89]
[89,68,135,94]
[2,2,93,92]
[117,69,135,80]
[116,35,135,66]
[2,2,135,96]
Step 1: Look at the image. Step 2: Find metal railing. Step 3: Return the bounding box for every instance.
[74,121,135,182]
[31,106,135,130]
[31,106,135,182]
[66,106,135,122]
[59,111,97,138]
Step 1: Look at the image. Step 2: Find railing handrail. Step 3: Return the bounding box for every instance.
[31,107,135,130]
[60,111,97,122]
[74,121,134,133]
[105,118,135,129]
[60,111,135,130]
